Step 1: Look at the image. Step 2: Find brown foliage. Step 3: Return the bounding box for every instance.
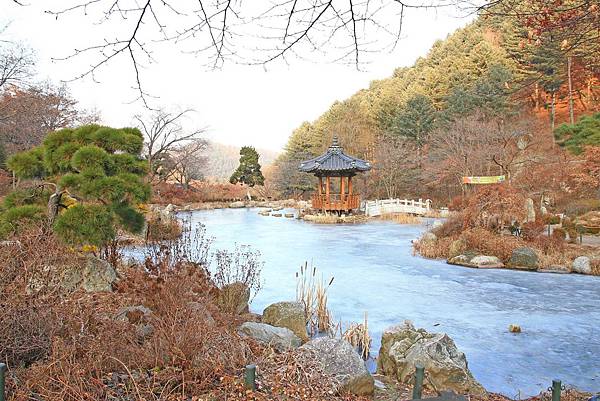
[0,227,362,401]
[460,228,523,262]
[462,185,527,230]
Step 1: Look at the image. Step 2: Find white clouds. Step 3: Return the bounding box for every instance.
[1,1,474,151]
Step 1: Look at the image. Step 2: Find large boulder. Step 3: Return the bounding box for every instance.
[448,254,503,269]
[572,256,592,275]
[262,301,308,342]
[377,321,485,395]
[508,247,538,270]
[300,338,374,396]
[217,282,250,314]
[81,256,118,292]
[238,322,301,351]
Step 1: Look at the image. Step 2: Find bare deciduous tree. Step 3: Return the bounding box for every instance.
[135,108,207,182]
[372,135,418,198]
[0,82,99,153]
[169,140,209,189]
[425,111,542,199]
[0,29,35,90]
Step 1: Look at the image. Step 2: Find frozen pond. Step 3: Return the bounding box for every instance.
[184,208,600,397]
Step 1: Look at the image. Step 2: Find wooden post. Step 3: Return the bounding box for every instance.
[348,176,353,209]
[340,176,345,208]
[318,177,323,195]
[325,176,330,210]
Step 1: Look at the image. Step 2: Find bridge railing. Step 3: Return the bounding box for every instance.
[363,198,432,217]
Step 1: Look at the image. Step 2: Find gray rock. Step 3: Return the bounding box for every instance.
[448,254,503,269]
[238,322,301,351]
[300,337,374,396]
[81,256,118,292]
[432,220,443,229]
[469,255,504,268]
[115,305,153,341]
[262,301,308,342]
[161,203,177,219]
[377,321,485,395]
[572,256,592,275]
[229,201,245,208]
[508,247,538,270]
[525,198,536,223]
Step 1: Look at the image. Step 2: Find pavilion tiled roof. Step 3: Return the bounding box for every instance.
[298,136,371,175]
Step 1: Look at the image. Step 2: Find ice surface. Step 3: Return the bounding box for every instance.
[185,208,600,397]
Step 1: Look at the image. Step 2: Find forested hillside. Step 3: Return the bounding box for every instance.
[273,5,600,205]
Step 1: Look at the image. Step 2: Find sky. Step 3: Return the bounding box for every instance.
[1,1,476,152]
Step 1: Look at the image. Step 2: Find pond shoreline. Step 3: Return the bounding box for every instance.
[189,207,600,397]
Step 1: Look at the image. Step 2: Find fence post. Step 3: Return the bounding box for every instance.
[0,363,6,401]
[551,379,561,401]
[244,364,257,390]
[412,364,424,400]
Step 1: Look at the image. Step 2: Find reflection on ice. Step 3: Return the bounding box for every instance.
[186,208,600,397]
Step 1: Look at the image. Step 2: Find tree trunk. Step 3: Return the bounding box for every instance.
[246,187,252,201]
[550,92,556,141]
[568,56,575,124]
[47,189,63,226]
[534,82,540,110]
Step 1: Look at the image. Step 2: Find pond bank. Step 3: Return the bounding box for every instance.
[184,208,600,397]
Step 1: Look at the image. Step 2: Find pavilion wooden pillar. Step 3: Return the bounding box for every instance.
[318,177,323,195]
[348,176,353,196]
[325,176,331,209]
[340,176,345,206]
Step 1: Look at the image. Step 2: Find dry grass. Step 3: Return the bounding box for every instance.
[342,312,372,360]
[296,262,335,336]
[379,213,422,224]
[413,236,454,259]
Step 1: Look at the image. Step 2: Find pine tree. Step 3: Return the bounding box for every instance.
[2,125,150,245]
[230,146,265,200]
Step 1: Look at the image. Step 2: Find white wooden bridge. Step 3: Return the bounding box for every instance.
[363,198,433,217]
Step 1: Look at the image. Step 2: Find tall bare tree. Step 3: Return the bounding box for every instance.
[134,108,207,182]
[0,29,35,90]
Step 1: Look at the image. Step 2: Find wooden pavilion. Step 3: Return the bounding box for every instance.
[298,136,371,213]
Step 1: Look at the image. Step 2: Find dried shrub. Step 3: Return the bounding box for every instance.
[591,259,600,276]
[413,236,454,259]
[461,185,527,231]
[342,312,372,360]
[379,213,421,224]
[145,215,182,241]
[432,215,463,238]
[521,220,545,241]
[552,228,567,240]
[564,198,600,217]
[533,235,566,255]
[213,245,263,310]
[460,228,522,262]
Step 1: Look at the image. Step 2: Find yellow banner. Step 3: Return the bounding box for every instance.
[462,175,506,184]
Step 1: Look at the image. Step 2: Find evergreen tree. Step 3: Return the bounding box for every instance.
[554,112,600,154]
[529,38,566,130]
[230,146,265,200]
[2,125,150,245]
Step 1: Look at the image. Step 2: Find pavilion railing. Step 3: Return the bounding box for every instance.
[312,194,360,211]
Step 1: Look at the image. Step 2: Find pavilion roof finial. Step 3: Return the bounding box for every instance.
[331,135,340,149]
